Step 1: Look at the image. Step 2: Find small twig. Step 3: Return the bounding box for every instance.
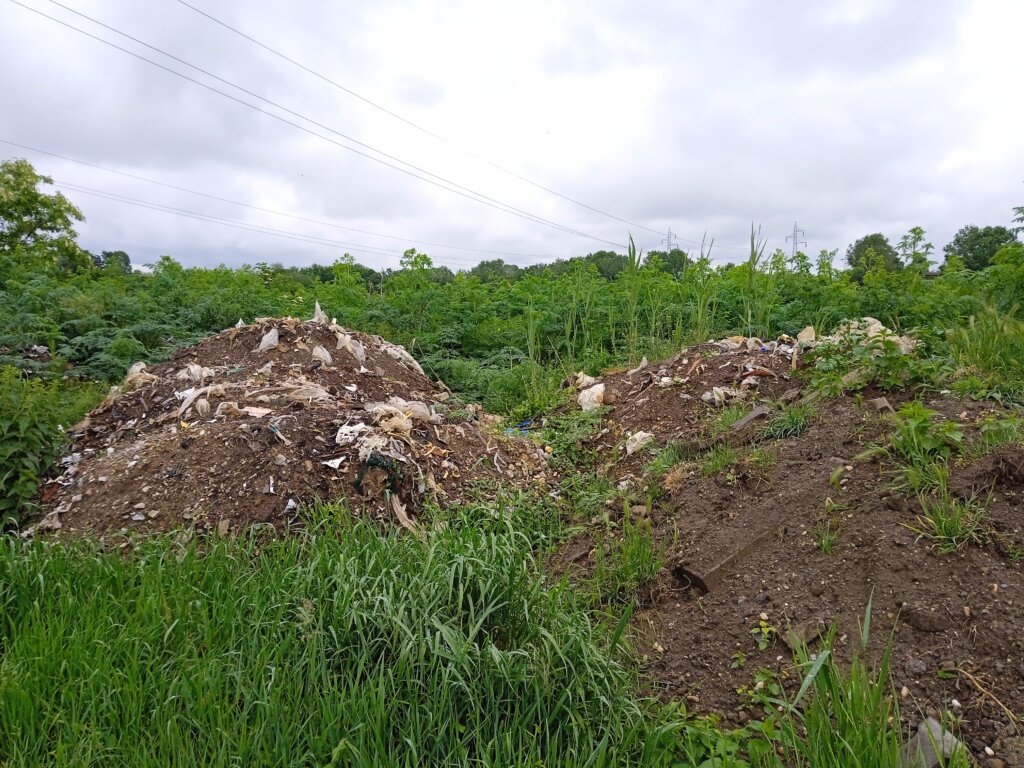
[957,665,1019,727]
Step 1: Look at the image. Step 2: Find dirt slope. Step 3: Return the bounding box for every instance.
[555,335,1024,759]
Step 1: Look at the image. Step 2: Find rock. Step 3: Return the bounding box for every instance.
[900,717,963,768]
[217,519,231,537]
[797,325,816,343]
[868,396,895,414]
[778,388,801,404]
[904,658,928,677]
[730,406,770,433]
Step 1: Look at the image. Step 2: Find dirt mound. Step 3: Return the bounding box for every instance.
[552,332,1024,757]
[30,314,548,539]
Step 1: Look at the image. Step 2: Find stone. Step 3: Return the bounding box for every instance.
[904,658,928,677]
[868,396,896,414]
[797,325,816,343]
[900,717,962,768]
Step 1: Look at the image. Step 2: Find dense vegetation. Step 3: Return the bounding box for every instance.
[0,157,1017,765]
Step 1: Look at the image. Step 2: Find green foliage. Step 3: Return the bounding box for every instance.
[948,305,1024,401]
[846,233,902,281]
[645,442,686,478]
[0,158,87,276]
[0,506,659,767]
[888,401,964,467]
[778,603,921,767]
[762,404,814,439]
[536,406,605,471]
[593,504,664,603]
[714,404,748,434]
[701,444,739,476]
[0,367,64,525]
[943,224,1019,271]
[909,490,989,555]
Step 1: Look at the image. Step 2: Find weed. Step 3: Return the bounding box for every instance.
[594,503,664,603]
[750,617,776,651]
[536,406,606,470]
[645,442,685,478]
[746,447,776,475]
[730,651,747,669]
[701,444,738,477]
[815,498,845,554]
[762,404,815,440]
[888,401,963,465]
[949,305,1024,402]
[0,505,655,766]
[908,490,989,554]
[976,413,1023,453]
[714,404,748,434]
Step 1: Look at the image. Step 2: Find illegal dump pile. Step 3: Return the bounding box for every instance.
[553,319,1024,758]
[32,308,547,538]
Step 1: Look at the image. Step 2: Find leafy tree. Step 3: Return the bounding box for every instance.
[0,158,87,276]
[897,226,934,273]
[94,250,132,272]
[943,224,1019,271]
[845,233,901,280]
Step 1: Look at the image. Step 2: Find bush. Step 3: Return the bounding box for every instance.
[0,367,64,525]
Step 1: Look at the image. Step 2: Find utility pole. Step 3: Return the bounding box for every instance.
[786,221,806,259]
[661,227,679,254]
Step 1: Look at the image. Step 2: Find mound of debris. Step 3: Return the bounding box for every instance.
[30,307,548,539]
[552,319,1024,756]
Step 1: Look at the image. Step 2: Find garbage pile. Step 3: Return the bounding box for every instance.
[31,307,548,539]
[562,317,916,467]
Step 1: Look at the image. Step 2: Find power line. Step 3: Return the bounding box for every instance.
[0,137,559,261]
[54,180,492,268]
[173,0,665,237]
[12,0,625,249]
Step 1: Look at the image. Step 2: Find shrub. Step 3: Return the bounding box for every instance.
[0,367,64,525]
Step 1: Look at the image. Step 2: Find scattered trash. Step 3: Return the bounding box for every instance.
[256,327,279,353]
[578,383,606,411]
[311,345,333,366]
[625,431,654,455]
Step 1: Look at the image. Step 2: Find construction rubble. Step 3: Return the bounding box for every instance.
[31,307,548,538]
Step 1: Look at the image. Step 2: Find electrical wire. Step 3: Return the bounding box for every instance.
[0,137,560,261]
[174,0,666,237]
[55,180,492,268]
[18,0,625,248]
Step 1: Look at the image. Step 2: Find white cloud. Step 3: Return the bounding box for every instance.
[0,0,1018,271]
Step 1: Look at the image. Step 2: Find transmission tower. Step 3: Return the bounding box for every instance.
[786,221,807,259]
[661,227,680,253]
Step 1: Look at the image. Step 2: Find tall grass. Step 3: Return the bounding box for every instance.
[949,305,1024,401]
[0,507,658,767]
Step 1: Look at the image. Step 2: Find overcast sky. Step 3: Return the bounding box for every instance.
[1,0,1022,272]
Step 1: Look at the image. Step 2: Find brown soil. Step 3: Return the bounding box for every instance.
[32,318,548,540]
[553,341,1024,760]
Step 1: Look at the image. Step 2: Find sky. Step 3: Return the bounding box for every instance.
[1,0,1022,272]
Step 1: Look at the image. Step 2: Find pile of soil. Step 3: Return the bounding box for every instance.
[555,333,1024,760]
[31,316,548,539]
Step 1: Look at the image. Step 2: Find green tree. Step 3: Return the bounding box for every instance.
[0,158,86,275]
[943,224,1019,271]
[897,226,934,273]
[845,233,901,281]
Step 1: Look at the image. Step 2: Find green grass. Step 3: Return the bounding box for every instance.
[761,404,815,440]
[908,491,989,555]
[0,505,659,767]
[701,444,739,477]
[593,504,664,604]
[645,441,685,478]
[713,404,748,434]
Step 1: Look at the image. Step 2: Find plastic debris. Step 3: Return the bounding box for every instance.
[578,383,606,412]
[625,431,654,455]
[256,327,279,353]
[701,386,745,406]
[311,345,333,366]
[312,301,328,324]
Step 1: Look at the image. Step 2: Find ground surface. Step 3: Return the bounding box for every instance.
[551,340,1024,762]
